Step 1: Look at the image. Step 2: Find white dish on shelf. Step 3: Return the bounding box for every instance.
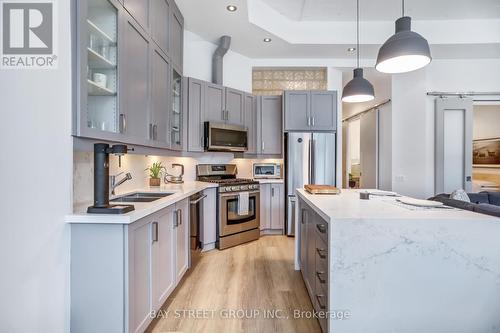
[367,190,399,196]
[397,197,444,207]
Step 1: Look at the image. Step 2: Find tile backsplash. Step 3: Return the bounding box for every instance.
[73,151,282,206]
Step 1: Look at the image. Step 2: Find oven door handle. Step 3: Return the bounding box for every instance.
[219,190,260,198]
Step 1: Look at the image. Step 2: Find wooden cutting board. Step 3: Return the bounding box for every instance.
[304,184,341,195]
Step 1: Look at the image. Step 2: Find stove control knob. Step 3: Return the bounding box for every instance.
[232,186,240,191]
[241,185,249,191]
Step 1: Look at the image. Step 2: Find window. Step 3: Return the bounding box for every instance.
[252,68,327,96]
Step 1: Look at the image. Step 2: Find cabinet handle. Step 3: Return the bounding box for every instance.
[316,294,327,310]
[149,123,153,140]
[178,209,182,225]
[316,247,327,259]
[119,114,126,133]
[152,222,158,242]
[316,224,327,234]
[316,271,326,284]
[221,109,225,121]
[153,124,158,140]
[307,116,311,127]
[173,210,179,227]
[226,110,229,121]
[312,117,315,127]
[262,141,265,151]
[301,208,307,224]
[271,187,274,197]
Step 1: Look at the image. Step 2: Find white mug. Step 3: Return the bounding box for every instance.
[93,73,107,88]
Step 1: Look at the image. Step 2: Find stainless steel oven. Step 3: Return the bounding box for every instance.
[204,122,248,152]
[219,190,260,242]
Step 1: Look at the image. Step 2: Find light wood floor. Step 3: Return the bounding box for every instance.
[147,236,321,333]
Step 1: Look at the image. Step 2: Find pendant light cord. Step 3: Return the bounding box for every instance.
[402,0,405,17]
[356,0,359,68]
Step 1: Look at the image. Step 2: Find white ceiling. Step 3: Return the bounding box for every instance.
[261,0,500,21]
[176,0,500,59]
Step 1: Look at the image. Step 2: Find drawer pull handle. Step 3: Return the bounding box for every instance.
[316,294,326,310]
[316,224,327,234]
[316,248,327,259]
[316,271,326,284]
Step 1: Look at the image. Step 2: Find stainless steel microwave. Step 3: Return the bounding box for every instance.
[253,163,282,179]
[204,122,248,152]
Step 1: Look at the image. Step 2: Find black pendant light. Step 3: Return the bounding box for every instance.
[375,0,432,73]
[342,0,375,103]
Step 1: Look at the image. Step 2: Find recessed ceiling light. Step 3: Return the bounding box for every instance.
[348,47,356,52]
[226,5,237,12]
[263,38,272,42]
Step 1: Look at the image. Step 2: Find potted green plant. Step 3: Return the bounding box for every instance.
[348,173,356,188]
[145,162,166,186]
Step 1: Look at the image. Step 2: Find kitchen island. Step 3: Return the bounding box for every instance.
[295,189,500,333]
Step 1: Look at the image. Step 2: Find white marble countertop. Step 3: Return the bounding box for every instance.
[296,188,496,222]
[255,179,284,184]
[66,181,217,225]
[296,188,500,333]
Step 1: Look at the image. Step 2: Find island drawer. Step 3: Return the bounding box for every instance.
[314,219,328,244]
[314,286,328,333]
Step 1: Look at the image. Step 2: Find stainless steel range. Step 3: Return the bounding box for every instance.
[197,164,260,250]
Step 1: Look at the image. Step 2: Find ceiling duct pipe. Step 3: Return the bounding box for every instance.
[212,35,231,85]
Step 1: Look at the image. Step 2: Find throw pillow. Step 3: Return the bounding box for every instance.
[450,189,471,203]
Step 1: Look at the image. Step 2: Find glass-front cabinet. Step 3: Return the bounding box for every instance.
[79,0,120,136]
[75,0,185,150]
[170,68,182,150]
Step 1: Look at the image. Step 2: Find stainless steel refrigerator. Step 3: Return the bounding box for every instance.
[285,132,337,235]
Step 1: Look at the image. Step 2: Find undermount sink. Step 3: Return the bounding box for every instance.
[110,192,174,203]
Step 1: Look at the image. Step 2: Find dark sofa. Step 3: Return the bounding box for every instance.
[430,192,500,218]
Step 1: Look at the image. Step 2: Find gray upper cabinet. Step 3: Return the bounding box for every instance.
[258,95,282,155]
[284,90,337,132]
[123,0,150,31]
[204,83,226,123]
[169,1,183,73]
[150,0,169,53]
[310,91,337,131]
[150,47,170,145]
[187,78,205,152]
[244,93,257,154]
[169,68,183,150]
[225,87,244,125]
[120,13,150,142]
[284,91,310,131]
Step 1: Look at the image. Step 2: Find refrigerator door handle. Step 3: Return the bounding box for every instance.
[310,138,315,184]
[308,138,312,184]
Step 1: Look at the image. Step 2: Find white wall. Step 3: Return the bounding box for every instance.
[0,1,72,332]
[183,30,252,92]
[390,59,500,198]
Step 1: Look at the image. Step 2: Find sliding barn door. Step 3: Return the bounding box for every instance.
[359,110,378,189]
[435,97,473,193]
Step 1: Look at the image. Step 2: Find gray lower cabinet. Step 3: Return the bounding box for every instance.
[259,183,284,232]
[299,197,329,333]
[120,12,150,143]
[150,0,169,53]
[70,198,190,333]
[284,90,337,132]
[244,93,257,154]
[258,95,282,155]
[149,47,170,145]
